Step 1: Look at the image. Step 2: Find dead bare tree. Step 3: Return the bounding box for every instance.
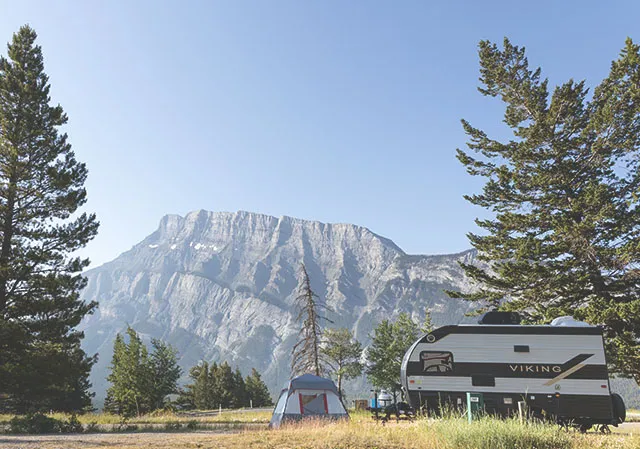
[291,264,333,377]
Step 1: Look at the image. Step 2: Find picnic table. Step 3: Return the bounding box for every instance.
[370,402,416,423]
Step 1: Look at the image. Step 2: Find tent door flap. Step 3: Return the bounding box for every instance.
[299,392,328,415]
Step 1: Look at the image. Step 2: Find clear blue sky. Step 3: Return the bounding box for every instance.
[1,1,638,267]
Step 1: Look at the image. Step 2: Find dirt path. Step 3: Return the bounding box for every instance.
[0,430,238,449]
[615,422,640,433]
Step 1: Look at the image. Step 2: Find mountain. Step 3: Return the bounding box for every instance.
[78,209,638,407]
[79,210,480,402]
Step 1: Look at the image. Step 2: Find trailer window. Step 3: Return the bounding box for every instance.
[420,351,454,373]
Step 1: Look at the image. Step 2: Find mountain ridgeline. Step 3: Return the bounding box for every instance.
[78,210,637,406]
[79,210,480,402]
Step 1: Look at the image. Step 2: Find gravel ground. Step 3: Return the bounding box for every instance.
[0,430,238,449]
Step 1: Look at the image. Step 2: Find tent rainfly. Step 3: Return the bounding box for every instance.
[269,374,349,428]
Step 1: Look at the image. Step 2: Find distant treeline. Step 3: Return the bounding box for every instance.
[176,361,273,410]
[104,326,272,416]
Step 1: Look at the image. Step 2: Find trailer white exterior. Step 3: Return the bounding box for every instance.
[400,318,625,427]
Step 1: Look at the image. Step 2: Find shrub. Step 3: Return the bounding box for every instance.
[7,412,87,434]
[85,421,100,433]
[149,409,175,418]
[115,417,139,432]
[59,414,84,433]
[8,413,59,434]
[164,421,182,431]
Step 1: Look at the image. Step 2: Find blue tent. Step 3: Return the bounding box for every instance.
[269,374,349,428]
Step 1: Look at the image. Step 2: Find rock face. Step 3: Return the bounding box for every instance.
[78,210,482,402]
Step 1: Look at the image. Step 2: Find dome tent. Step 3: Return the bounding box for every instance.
[269,374,349,428]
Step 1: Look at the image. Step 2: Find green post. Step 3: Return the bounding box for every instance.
[466,392,484,423]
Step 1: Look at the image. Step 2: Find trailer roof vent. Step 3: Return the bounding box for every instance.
[478,311,521,325]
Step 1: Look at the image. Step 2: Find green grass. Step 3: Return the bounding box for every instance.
[430,417,572,449]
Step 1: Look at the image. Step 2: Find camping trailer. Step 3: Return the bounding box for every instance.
[400,313,626,429]
[269,374,349,428]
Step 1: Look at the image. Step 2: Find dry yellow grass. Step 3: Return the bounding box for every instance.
[0,409,272,425]
[1,415,639,449]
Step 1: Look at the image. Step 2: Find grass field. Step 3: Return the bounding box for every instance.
[0,409,272,426]
[1,411,640,448]
[1,415,639,449]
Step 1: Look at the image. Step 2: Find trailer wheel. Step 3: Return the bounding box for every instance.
[611,393,626,424]
[578,424,592,434]
[598,424,611,434]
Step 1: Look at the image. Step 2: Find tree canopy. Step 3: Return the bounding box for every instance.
[105,327,181,417]
[449,38,640,381]
[366,313,421,393]
[0,25,99,413]
[245,368,273,407]
[178,361,272,410]
[321,328,363,398]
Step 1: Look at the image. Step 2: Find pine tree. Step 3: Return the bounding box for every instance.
[193,362,211,410]
[207,361,220,408]
[39,345,95,412]
[215,361,235,408]
[0,25,99,413]
[231,368,247,408]
[321,328,363,398]
[177,361,213,410]
[175,363,203,410]
[291,264,332,377]
[181,362,273,410]
[149,339,182,410]
[447,38,640,382]
[103,334,126,415]
[106,328,182,415]
[105,327,152,417]
[245,368,273,407]
[174,386,194,410]
[421,308,434,334]
[366,313,421,393]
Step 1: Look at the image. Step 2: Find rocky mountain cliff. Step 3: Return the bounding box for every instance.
[79,210,481,403]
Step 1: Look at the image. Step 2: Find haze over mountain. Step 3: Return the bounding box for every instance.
[79,210,481,401]
[78,210,637,406]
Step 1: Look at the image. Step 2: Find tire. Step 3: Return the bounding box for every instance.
[578,423,592,433]
[611,393,626,424]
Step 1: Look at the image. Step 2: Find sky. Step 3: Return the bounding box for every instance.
[0,1,638,267]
